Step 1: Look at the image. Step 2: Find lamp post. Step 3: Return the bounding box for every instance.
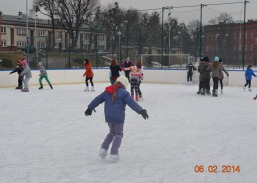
[34,13,38,62]
[118,31,121,65]
[161,6,170,68]
[26,0,29,62]
[199,4,206,59]
[122,20,128,57]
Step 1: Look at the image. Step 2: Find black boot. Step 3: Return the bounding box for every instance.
[39,84,43,90]
[50,84,53,89]
[16,86,22,90]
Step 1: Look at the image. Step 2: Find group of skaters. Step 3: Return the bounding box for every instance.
[83,57,144,102]
[10,58,53,92]
[196,56,229,97]
[196,55,257,98]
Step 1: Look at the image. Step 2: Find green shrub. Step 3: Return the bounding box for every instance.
[0,59,13,67]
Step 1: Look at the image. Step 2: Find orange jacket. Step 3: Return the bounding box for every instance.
[83,62,94,78]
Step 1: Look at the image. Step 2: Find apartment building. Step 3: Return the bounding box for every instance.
[203,20,257,65]
[0,11,107,52]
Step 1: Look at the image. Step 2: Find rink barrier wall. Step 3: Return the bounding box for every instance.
[0,68,256,88]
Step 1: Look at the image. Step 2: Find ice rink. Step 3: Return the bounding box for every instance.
[1,83,257,183]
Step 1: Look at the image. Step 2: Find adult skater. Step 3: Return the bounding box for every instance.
[122,57,133,82]
[84,76,149,163]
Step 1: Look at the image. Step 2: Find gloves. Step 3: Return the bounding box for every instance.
[253,96,257,100]
[85,108,92,116]
[139,109,149,120]
[227,74,229,77]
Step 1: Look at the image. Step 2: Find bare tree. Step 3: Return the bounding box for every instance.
[34,0,59,49]
[208,13,234,25]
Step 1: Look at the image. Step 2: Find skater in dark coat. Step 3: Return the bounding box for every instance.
[122,57,133,82]
[9,60,24,89]
[84,76,149,163]
[110,59,121,84]
[186,62,196,85]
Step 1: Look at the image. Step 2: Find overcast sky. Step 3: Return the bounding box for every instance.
[0,0,256,24]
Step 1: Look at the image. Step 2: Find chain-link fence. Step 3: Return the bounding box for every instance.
[0,2,255,70]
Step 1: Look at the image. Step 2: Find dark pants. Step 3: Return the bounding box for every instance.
[212,77,219,90]
[18,76,23,87]
[124,71,131,82]
[85,77,94,87]
[244,79,251,88]
[219,79,224,89]
[138,81,142,97]
[130,78,139,96]
[187,73,193,82]
[202,78,210,91]
[101,122,124,155]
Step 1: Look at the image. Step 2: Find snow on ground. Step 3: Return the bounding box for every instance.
[0,83,257,183]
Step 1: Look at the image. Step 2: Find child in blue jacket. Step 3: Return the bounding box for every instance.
[244,65,256,92]
[85,76,149,163]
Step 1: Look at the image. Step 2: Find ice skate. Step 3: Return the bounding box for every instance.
[15,86,22,90]
[84,86,89,92]
[22,88,29,92]
[91,86,95,91]
[220,89,223,94]
[109,154,119,163]
[249,88,252,92]
[99,148,108,160]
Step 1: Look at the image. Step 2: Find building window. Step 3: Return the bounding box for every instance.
[245,32,247,39]
[206,46,209,52]
[37,42,46,48]
[239,45,241,51]
[250,45,253,51]
[98,34,105,41]
[234,33,236,40]
[17,28,26,35]
[250,32,253,39]
[1,39,7,47]
[17,40,27,47]
[36,30,45,36]
[1,27,6,34]
[255,37,257,44]
[98,45,105,50]
[245,45,247,51]
[85,33,90,40]
[233,45,236,51]
[239,33,241,39]
[211,35,213,41]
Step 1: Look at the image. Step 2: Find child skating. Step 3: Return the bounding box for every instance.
[83,58,95,91]
[84,76,149,163]
[20,60,32,92]
[9,60,24,89]
[244,65,256,92]
[38,62,53,90]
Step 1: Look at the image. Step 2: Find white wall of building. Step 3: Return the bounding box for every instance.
[0,69,256,87]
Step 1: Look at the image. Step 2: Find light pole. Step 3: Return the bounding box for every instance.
[122,20,128,57]
[26,0,29,62]
[118,31,121,65]
[34,13,38,62]
[161,6,171,68]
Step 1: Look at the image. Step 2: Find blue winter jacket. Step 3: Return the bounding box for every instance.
[88,85,143,124]
[245,68,256,80]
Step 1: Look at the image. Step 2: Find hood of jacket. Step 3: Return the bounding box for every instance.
[105,84,121,94]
